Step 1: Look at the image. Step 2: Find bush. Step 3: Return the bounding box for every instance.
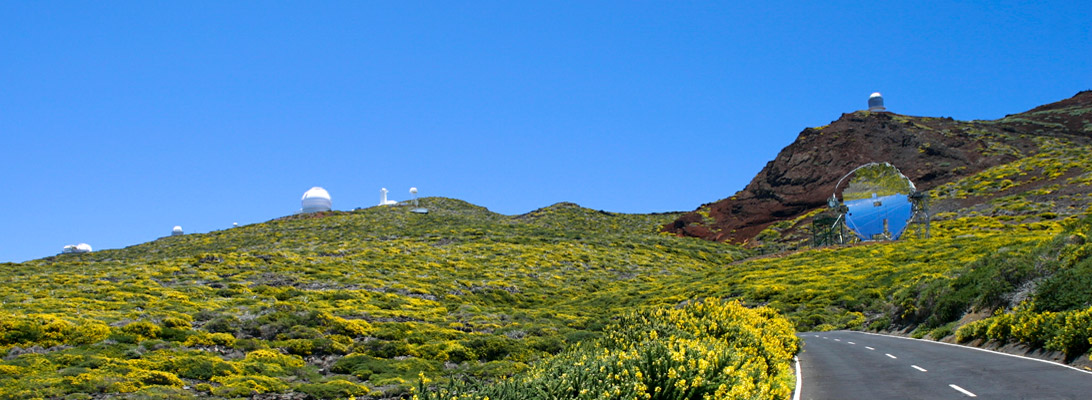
[127,369,184,387]
[986,313,1014,342]
[298,379,370,399]
[930,325,954,340]
[462,335,524,361]
[241,349,305,376]
[955,320,987,343]
[1035,257,1092,312]
[210,375,289,397]
[183,332,236,348]
[160,317,192,330]
[121,321,161,342]
[868,316,891,331]
[171,355,240,380]
[202,316,240,334]
[1045,308,1092,359]
[418,300,799,400]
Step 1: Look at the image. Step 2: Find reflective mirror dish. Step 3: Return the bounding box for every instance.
[839,163,915,241]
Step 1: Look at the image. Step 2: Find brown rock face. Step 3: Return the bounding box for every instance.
[665,91,1092,244]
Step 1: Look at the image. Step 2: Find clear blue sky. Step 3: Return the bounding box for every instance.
[2,1,1089,262]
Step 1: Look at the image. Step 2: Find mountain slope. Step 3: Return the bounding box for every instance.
[665,91,1092,245]
[0,199,760,399]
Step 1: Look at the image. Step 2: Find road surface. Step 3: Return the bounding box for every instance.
[796,330,1092,399]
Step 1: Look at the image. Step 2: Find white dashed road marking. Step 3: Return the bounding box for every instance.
[847,341,855,345]
[865,346,875,350]
[885,353,897,359]
[949,384,977,397]
[911,365,927,372]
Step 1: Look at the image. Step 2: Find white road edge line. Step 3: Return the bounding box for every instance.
[949,384,977,397]
[793,356,802,400]
[911,365,927,372]
[885,353,897,359]
[857,331,1092,376]
[865,346,875,350]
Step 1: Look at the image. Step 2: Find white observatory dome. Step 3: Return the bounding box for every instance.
[63,243,93,254]
[301,187,332,213]
[409,187,418,195]
[868,92,886,111]
[172,226,183,236]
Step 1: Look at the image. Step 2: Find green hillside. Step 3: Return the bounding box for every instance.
[4,137,1092,399]
[1,199,797,399]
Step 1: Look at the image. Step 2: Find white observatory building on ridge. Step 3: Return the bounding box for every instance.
[62,243,92,254]
[301,187,332,213]
[379,188,397,206]
[868,92,886,112]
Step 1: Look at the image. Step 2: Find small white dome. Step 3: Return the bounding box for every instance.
[172,226,183,236]
[409,187,418,194]
[868,92,886,111]
[63,243,93,253]
[301,187,332,213]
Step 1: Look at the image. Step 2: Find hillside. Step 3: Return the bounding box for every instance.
[4,92,1092,399]
[1,199,798,399]
[664,90,1092,247]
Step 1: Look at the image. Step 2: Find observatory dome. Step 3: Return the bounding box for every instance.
[62,243,93,254]
[301,187,332,213]
[868,92,886,111]
[172,226,183,236]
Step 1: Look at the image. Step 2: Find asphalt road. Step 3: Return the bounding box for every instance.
[796,330,1092,399]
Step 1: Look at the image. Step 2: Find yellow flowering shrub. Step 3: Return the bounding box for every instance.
[418,300,798,400]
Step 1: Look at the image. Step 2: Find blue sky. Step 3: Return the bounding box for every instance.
[2,1,1089,262]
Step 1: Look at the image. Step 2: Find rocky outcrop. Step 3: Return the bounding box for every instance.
[665,91,1092,243]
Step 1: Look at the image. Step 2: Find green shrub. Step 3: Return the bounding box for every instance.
[202,316,240,334]
[241,349,305,376]
[171,354,240,380]
[419,300,799,400]
[160,317,192,330]
[210,375,289,396]
[930,325,954,340]
[955,321,986,342]
[127,369,184,387]
[121,321,161,342]
[1045,307,1092,359]
[462,335,523,361]
[986,313,1014,342]
[182,332,235,347]
[297,379,370,399]
[1035,257,1092,312]
[868,316,891,331]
